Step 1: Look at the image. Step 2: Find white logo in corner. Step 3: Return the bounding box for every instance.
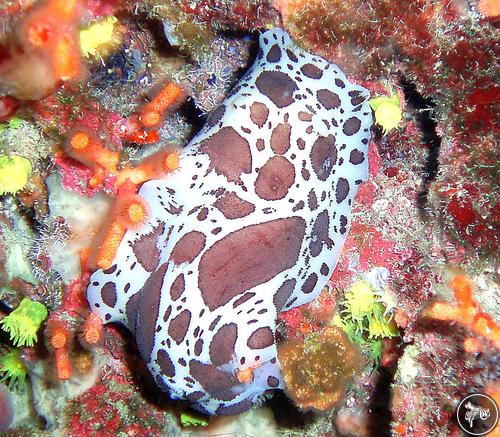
[457,393,498,436]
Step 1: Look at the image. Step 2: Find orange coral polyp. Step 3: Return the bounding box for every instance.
[140,111,161,128]
[71,132,90,150]
[128,203,146,223]
[82,312,104,346]
[165,151,180,171]
[51,327,68,349]
[115,195,150,229]
[152,151,180,176]
[84,325,101,345]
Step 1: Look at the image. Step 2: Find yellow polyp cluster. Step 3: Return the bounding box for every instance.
[0,348,28,390]
[334,280,398,364]
[0,298,48,347]
[369,92,402,135]
[340,280,398,338]
[0,155,32,195]
[343,281,376,326]
[79,16,119,58]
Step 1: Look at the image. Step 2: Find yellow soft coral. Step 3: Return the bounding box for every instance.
[0,348,28,390]
[342,280,377,331]
[336,280,398,364]
[0,298,48,347]
[79,16,118,57]
[369,93,402,135]
[0,155,32,195]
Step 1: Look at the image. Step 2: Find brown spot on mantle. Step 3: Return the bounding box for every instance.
[200,126,252,183]
[214,191,255,220]
[255,71,297,108]
[130,223,165,272]
[255,156,295,201]
[170,231,206,265]
[189,360,238,401]
[310,135,337,181]
[198,217,306,310]
[135,262,169,364]
[209,323,238,365]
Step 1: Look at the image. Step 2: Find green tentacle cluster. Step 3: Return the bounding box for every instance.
[0,348,28,390]
[334,280,398,365]
[0,298,48,347]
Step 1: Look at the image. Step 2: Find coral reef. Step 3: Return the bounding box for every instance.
[0,0,497,435]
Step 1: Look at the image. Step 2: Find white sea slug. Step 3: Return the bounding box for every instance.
[87,28,372,415]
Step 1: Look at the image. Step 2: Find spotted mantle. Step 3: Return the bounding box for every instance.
[87,28,372,415]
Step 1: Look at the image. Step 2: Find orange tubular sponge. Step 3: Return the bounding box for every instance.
[425,275,500,350]
[68,132,120,173]
[48,0,79,20]
[115,150,180,188]
[451,274,473,307]
[115,166,155,188]
[54,347,72,380]
[95,221,126,270]
[52,34,80,81]
[80,312,104,348]
[46,319,72,381]
[139,83,184,128]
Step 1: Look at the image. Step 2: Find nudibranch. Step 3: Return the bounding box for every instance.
[87,28,372,415]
